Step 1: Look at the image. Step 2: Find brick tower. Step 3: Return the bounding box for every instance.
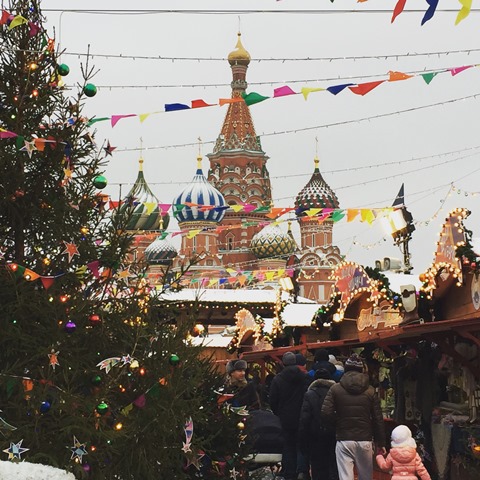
[207,33,273,270]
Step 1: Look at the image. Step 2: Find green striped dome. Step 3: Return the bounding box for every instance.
[122,160,169,231]
[250,223,296,259]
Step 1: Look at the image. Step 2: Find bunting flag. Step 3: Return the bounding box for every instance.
[191,99,216,108]
[391,0,407,23]
[8,15,28,30]
[388,71,413,81]
[421,72,438,84]
[455,0,472,25]
[219,97,244,106]
[273,86,297,97]
[111,114,136,127]
[421,0,439,26]
[165,103,190,112]
[242,92,269,106]
[301,87,325,100]
[327,84,354,95]
[449,65,473,76]
[349,80,385,96]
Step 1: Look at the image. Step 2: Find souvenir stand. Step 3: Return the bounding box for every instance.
[241,210,480,479]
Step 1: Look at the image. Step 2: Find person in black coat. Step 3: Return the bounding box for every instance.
[223,359,261,410]
[308,348,336,378]
[269,351,311,480]
[299,368,338,480]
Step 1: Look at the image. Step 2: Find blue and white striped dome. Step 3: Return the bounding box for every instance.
[173,158,226,224]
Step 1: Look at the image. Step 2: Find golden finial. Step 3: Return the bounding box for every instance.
[228,31,251,65]
[197,136,202,169]
[139,137,144,170]
[314,136,319,170]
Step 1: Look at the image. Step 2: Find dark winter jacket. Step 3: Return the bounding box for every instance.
[321,370,386,447]
[298,378,336,444]
[308,360,336,378]
[269,365,311,431]
[224,379,260,410]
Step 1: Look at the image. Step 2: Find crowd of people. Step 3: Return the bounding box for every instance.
[222,350,431,480]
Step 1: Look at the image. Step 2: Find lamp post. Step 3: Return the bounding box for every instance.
[384,207,415,273]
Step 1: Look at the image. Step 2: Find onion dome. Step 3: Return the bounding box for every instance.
[173,157,226,224]
[295,156,339,213]
[144,236,178,265]
[123,159,169,231]
[228,32,251,66]
[250,223,296,259]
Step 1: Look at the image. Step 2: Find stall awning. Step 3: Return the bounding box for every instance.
[241,316,480,377]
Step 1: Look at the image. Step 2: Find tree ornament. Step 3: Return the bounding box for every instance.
[236,422,245,430]
[83,83,97,97]
[57,63,70,76]
[93,175,107,189]
[40,401,51,413]
[96,401,109,415]
[89,314,101,325]
[64,320,76,333]
[169,353,180,366]
[91,374,102,386]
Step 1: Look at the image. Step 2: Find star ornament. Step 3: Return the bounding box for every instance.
[103,141,116,156]
[3,439,29,460]
[62,241,79,263]
[69,436,88,462]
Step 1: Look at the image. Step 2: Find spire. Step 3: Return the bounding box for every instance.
[314,137,320,172]
[213,32,260,153]
[197,137,203,172]
[139,137,144,171]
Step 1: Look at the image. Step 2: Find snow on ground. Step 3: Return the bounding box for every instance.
[0,461,75,480]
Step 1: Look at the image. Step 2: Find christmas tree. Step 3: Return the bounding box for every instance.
[0,2,248,479]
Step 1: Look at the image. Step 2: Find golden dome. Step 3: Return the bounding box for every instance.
[228,32,251,66]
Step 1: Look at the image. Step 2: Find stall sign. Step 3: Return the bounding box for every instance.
[357,302,403,341]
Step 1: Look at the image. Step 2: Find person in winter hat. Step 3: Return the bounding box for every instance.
[329,354,345,382]
[321,353,386,480]
[270,351,311,480]
[376,425,431,480]
[308,348,336,378]
[298,368,338,480]
[222,359,260,410]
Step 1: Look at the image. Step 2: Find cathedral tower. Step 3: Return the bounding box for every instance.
[207,33,273,269]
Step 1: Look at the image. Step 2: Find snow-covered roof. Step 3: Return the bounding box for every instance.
[157,288,315,304]
[190,334,233,348]
[0,461,75,480]
[282,303,322,326]
[382,271,422,293]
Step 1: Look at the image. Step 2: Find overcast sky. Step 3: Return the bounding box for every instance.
[41,0,480,275]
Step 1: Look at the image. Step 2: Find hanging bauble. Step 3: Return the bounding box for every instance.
[93,175,107,189]
[64,320,76,333]
[168,354,180,366]
[237,422,245,430]
[40,401,51,413]
[89,314,101,325]
[57,63,70,76]
[83,83,97,97]
[91,374,102,386]
[96,401,109,415]
[82,464,91,473]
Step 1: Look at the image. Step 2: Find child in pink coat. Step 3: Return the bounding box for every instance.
[376,425,431,480]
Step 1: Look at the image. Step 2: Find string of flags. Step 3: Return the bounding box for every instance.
[86,63,477,127]
[1,62,477,143]
[280,0,472,26]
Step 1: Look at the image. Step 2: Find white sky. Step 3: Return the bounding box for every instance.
[41,0,480,274]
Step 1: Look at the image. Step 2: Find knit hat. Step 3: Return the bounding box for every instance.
[344,353,365,372]
[295,353,306,366]
[226,359,247,375]
[314,349,329,362]
[314,368,332,380]
[391,425,417,448]
[282,351,296,366]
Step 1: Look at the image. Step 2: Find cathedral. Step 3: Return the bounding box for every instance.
[125,33,343,303]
